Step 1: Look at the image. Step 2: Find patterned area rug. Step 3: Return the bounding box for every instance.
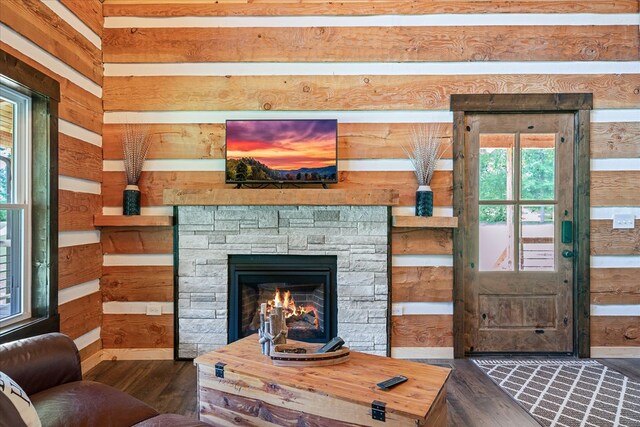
[473,359,640,427]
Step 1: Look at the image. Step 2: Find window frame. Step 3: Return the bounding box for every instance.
[0,49,59,343]
[0,85,33,327]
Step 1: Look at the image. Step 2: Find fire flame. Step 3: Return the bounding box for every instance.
[273,289,308,318]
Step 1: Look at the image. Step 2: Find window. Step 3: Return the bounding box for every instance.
[0,50,59,342]
[0,85,31,326]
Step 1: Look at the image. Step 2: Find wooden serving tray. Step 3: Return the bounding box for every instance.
[271,343,350,367]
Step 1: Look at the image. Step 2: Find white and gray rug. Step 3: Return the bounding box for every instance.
[473,359,640,427]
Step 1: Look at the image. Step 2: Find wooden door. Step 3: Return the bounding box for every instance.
[462,113,574,354]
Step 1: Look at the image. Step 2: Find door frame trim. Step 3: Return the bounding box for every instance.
[450,93,593,358]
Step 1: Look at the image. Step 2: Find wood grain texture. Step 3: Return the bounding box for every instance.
[103,26,637,63]
[340,123,452,160]
[391,315,453,347]
[200,387,363,427]
[59,134,102,182]
[59,190,101,232]
[59,291,102,340]
[591,219,640,255]
[103,123,225,159]
[591,316,640,347]
[58,243,102,289]
[0,0,102,84]
[101,227,173,254]
[101,266,174,302]
[78,338,102,362]
[102,171,222,206]
[591,122,640,158]
[0,42,102,134]
[102,1,640,16]
[392,267,453,303]
[59,79,103,135]
[335,171,452,207]
[103,171,443,207]
[103,74,639,111]
[102,314,174,348]
[104,122,452,160]
[196,336,450,424]
[591,171,640,206]
[591,268,640,304]
[164,188,399,206]
[59,0,104,37]
[392,228,453,255]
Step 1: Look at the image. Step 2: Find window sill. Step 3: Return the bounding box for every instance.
[0,314,59,344]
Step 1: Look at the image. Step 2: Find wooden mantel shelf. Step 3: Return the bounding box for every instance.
[393,215,458,228]
[163,188,400,206]
[94,214,173,227]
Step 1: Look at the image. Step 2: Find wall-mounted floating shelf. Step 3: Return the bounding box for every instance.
[392,216,458,228]
[94,214,173,227]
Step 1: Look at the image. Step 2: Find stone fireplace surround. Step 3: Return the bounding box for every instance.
[176,204,390,359]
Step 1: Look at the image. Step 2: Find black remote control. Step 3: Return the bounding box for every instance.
[376,375,408,390]
[316,337,345,353]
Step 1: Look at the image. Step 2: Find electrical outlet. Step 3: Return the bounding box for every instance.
[146,304,162,316]
[613,214,635,229]
[391,304,403,316]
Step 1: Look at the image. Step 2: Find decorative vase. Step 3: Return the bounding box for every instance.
[123,184,141,215]
[415,185,433,217]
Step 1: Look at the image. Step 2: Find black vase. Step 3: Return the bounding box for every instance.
[123,184,141,215]
[415,185,433,217]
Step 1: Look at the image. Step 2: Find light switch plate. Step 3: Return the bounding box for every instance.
[391,304,403,316]
[146,304,162,316]
[613,214,635,229]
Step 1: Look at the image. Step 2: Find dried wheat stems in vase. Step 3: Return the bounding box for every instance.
[122,123,152,186]
[402,124,450,187]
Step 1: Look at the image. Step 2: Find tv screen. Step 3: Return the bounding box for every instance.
[225,119,338,184]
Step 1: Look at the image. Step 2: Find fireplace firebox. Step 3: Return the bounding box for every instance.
[228,255,337,344]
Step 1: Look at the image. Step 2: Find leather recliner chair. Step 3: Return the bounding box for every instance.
[0,332,209,427]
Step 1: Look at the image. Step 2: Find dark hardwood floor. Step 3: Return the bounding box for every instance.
[85,358,640,426]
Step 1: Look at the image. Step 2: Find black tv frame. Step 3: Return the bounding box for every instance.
[224,119,339,187]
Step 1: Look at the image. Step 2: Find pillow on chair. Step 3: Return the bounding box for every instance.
[0,371,42,427]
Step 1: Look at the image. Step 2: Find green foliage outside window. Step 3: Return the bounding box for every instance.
[479,147,555,224]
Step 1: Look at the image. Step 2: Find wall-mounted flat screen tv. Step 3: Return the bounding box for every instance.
[225,119,338,185]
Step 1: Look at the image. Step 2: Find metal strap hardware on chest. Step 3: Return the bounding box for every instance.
[215,362,226,378]
[371,400,386,422]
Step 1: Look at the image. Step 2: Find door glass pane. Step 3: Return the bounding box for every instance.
[521,134,555,200]
[0,100,14,204]
[520,205,555,271]
[479,134,514,201]
[479,205,514,271]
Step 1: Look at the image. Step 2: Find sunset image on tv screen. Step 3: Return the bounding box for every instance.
[225,119,337,183]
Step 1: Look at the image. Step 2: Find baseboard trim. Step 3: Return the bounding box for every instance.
[101,348,174,361]
[391,347,454,359]
[590,346,640,358]
[81,348,174,374]
[81,350,104,374]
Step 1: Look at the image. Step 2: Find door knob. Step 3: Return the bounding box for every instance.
[562,249,574,258]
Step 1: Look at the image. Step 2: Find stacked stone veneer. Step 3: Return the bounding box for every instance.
[176,205,390,358]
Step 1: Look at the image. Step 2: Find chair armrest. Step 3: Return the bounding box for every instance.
[0,332,82,395]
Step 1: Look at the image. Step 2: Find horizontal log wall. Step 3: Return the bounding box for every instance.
[102,1,639,16]
[1,0,104,360]
[101,1,640,357]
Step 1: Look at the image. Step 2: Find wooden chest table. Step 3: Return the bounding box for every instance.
[194,336,451,426]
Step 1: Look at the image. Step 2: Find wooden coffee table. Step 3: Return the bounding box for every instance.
[195,335,451,426]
